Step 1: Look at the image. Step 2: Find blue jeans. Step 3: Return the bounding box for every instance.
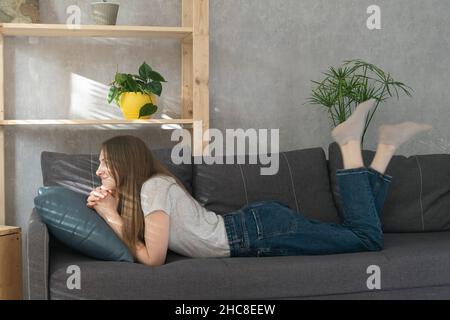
[222,167,392,257]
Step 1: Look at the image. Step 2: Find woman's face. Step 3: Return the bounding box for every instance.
[96,149,117,191]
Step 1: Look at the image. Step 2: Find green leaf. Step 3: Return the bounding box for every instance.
[114,94,121,106]
[135,79,148,93]
[150,81,163,96]
[115,73,128,85]
[126,76,139,92]
[148,70,166,82]
[139,103,158,118]
[139,62,153,80]
[107,86,118,104]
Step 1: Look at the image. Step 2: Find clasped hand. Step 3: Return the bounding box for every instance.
[87,186,120,221]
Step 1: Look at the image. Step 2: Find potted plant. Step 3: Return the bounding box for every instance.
[307,59,413,147]
[91,0,120,25]
[108,62,167,119]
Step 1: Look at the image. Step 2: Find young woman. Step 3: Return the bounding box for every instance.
[87,99,432,267]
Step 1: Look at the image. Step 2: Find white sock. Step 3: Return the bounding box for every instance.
[377,122,433,149]
[331,99,376,145]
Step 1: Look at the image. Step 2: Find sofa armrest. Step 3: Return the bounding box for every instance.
[27,208,49,300]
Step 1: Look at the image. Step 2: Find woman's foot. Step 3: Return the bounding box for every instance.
[377,122,433,149]
[331,99,376,169]
[331,99,376,146]
[369,122,433,175]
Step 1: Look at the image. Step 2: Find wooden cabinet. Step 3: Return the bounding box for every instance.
[0,226,22,300]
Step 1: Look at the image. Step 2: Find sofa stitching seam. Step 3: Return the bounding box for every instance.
[415,156,425,231]
[281,153,300,213]
[238,164,249,205]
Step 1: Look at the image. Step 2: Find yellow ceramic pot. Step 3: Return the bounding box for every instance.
[119,92,158,120]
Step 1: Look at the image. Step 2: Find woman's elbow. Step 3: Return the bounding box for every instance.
[144,259,166,267]
[138,254,166,267]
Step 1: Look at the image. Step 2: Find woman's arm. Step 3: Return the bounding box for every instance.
[88,187,170,266]
[102,210,170,267]
[136,211,170,267]
[88,187,123,238]
[102,211,124,239]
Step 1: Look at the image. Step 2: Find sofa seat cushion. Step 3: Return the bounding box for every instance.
[328,142,450,232]
[48,231,450,299]
[193,148,340,223]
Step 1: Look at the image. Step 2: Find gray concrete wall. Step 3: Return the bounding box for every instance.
[4,0,449,297]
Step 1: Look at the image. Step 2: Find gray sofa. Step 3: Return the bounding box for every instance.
[27,142,450,300]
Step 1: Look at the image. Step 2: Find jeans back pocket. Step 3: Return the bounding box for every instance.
[250,203,298,240]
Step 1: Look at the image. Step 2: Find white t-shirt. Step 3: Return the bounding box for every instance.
[140,174,231,258]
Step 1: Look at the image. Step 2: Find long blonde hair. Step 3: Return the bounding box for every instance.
[100,135,188,257]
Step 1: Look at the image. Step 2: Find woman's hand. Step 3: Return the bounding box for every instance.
[87,186,124,239]
[87,186,120,222]
[87,186,108,208]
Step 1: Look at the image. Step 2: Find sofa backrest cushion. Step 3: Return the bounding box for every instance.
[34,186,134,262]
[328,142,450,232]
[193,148,340,223]
[41,149,193,196]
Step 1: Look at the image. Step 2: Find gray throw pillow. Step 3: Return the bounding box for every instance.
[328,142,450,232]
[34,186,134,262]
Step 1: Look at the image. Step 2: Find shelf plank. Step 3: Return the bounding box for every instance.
[0,23,193,39]
[0,119,193,125]
[0,226,20,237]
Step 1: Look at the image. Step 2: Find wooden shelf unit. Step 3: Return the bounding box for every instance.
[0,119,194,126]
[0,23,193,39]
[0,0,210,224]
